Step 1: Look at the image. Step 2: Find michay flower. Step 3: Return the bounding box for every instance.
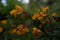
[37,12,47,21]
[42,6,49,13]
[10,5,23,18]
[32,13,39,20]
[16,24,29,36]
[33,27,41,37]
[0,20,7,25]
[51,13,57,17]
[32,11,47,21]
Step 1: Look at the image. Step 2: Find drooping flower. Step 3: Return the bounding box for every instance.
[16,30,24,36]
[37,12,47,21]
[16,24,29,36]
[32,13,39,20]
[42,6,49,13]
[10,5,23,18]
[0,20,7,25]
[39,12,47,17]
[51,13,57,17]
[38,17,44,21]
[33,27,41,37]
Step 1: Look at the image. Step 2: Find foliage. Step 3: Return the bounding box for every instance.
[0,0,60,40]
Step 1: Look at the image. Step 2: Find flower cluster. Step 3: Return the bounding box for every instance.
[10,5,23,17]
[32,6,49,20]
[31,6,58,38]
[8,24,29,36]
[32,6,57,22]
[16,24,29,36]
[33,27,41,37]
[42,6,49,13]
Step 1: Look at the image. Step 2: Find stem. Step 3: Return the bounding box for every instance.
[47,16,53,40]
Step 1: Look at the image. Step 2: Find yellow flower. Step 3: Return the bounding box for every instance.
[10,5,23,17]
[40,12,47,17]
[12,29,17,33]
[10,9,17,17]
[42,6,49,13]
[0,27,3,33]
[15,5,22,10]
[51,13,57,17]
[23,28,29,33]
[15,5,23,14]
[10,9,17,14]
[37,12,47,21]
[38,17,44,21]
[10,9,21,17]
[33,27,37,31]
[16,28,29,36]
[17,24,23,30]
[33,27,41,37]
[16,24,29,36]
[0,20,7,25]
[32,13,39,20]
[16,30,24,36]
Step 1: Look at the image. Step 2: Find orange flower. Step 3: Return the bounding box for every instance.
[32,13,39,20]
[0,20,7,25]
[33,27,41,37]
[23,28,29,33]
[10,9,17,15]
[16,30,24,36]
[39,12,47,17]
[39,16,43,21]
[37,12,47,21]
[17,28,29,36]
[12,29,17,33]
[16,24,29,36]
[17,24,23,30]
[0,27,3,33]
[51,13,57,17]
[42,6,49,13]
[10,9,20,18]
[15,5,23,11]
[10,5,23,17]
